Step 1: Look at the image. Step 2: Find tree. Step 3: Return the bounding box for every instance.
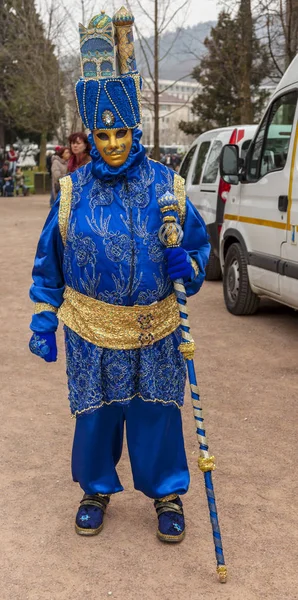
[257,0,298,78]
[0,0,66,169]
[179,10,269,136]
[127,0,190,160]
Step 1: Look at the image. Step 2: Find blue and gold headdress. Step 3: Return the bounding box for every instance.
[75,6,142,131]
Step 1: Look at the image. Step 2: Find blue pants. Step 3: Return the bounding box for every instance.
[72,396,190,499]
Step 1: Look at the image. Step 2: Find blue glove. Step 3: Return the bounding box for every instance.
[29,332,57,363]
[164,247,193,282]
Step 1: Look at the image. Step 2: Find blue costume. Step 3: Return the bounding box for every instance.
[29,7,210,540]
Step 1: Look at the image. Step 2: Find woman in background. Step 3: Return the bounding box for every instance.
[51,147,71,203]
[68,132,91,173]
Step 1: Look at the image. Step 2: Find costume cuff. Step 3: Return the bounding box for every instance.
[30,306,59,333]
[190,257,199,278]
[34,302,58,315]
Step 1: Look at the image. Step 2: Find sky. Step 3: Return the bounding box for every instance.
[38,0,220,53]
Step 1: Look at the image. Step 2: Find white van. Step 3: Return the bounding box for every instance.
[220,56,298,314]
[179,126,257,279]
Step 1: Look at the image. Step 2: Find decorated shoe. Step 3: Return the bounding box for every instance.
[75,493,110,536]
[154,494,185,543]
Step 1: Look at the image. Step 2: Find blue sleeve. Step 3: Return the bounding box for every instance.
[181,198,211,297]
[29,197,65,332]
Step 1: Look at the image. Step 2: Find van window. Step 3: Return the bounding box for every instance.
[179,146,196,179]
[246,91,297,181]
[192,141,211,185]
[202,140,223,184]
[240,139,252,160]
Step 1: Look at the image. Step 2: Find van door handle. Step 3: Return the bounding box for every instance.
[278,195,288,212]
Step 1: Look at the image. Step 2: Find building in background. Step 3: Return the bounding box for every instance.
[141,78,198,150]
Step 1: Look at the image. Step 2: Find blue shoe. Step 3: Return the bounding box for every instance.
[75,494,110,536]
[154,495,185,543]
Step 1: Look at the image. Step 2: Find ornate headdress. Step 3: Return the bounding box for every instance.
[75,7,142,131]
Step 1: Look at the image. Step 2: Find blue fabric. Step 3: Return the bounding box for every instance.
[65,326,186,415]
[29,155,210,411]
[29,199,64,332]
[156,497,185,538]
[76,501,107,531]
[182,201,211,296]
[29,332,57,362]
[57,157,209,307]
[30,311,59,333]
[75,76,141,131]
[164,247,193,282]
[89,128,146,181]
[72,396,190,498]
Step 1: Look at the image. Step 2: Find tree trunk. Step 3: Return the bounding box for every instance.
[153,0,160,161]
[39,130,47,171]
[286,0,298,68]
[239,0,254,123]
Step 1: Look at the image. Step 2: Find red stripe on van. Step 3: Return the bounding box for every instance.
[237,129,245,142]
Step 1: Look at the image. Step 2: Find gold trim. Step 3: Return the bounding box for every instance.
[217,565,228,583]
[59,176,73,245]
[157,494,178,502]
[198,456,216,473]
[190,257,199,277]
[179,341,195,360]
[224,213,286,230]
[58,286,180,350]
[34,302,58,315]
[75,522,104,536]
[157,529,185,543]
[287,122,298,230]
[174,174,186,226]
[74,392,182,417]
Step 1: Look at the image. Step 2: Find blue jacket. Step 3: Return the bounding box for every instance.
[30,156,210,332]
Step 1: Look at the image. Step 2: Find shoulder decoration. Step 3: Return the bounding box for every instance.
[59,176,73,245]
[174,173,186,226]
[75,7,142,131]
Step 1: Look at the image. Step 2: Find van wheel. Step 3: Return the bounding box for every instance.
[223,243,259,315]
[205,249,222,281]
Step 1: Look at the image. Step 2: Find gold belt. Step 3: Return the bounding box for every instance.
[58,286,180,350]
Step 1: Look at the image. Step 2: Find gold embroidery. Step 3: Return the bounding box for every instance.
[34,303,58,314]
[190,257,199,277]
[174,173,186,226]
[59,176,73,245]
[58,286,180,350]
[73,392,182,417]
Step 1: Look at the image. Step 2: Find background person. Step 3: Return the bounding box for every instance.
[0,161,14,196]
[68,132,91,173]
[51,146,71,203]
[7,145,18,175]
[15,166,29,196]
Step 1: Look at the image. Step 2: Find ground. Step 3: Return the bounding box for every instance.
[1,195,298,600]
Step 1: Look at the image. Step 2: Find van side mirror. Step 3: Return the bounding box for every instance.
[220,145,240,184]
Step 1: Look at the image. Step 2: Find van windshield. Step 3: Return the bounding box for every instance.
[202,140,223,184]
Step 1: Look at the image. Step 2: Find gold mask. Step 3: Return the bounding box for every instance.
[93,128,133,167]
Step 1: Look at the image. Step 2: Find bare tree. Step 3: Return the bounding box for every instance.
[127,0,191,160]
[256,0,298,77]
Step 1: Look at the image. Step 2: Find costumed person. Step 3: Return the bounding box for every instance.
[28,7,210,542]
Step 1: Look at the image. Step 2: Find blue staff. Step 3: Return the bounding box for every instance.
[159,192,227,583]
